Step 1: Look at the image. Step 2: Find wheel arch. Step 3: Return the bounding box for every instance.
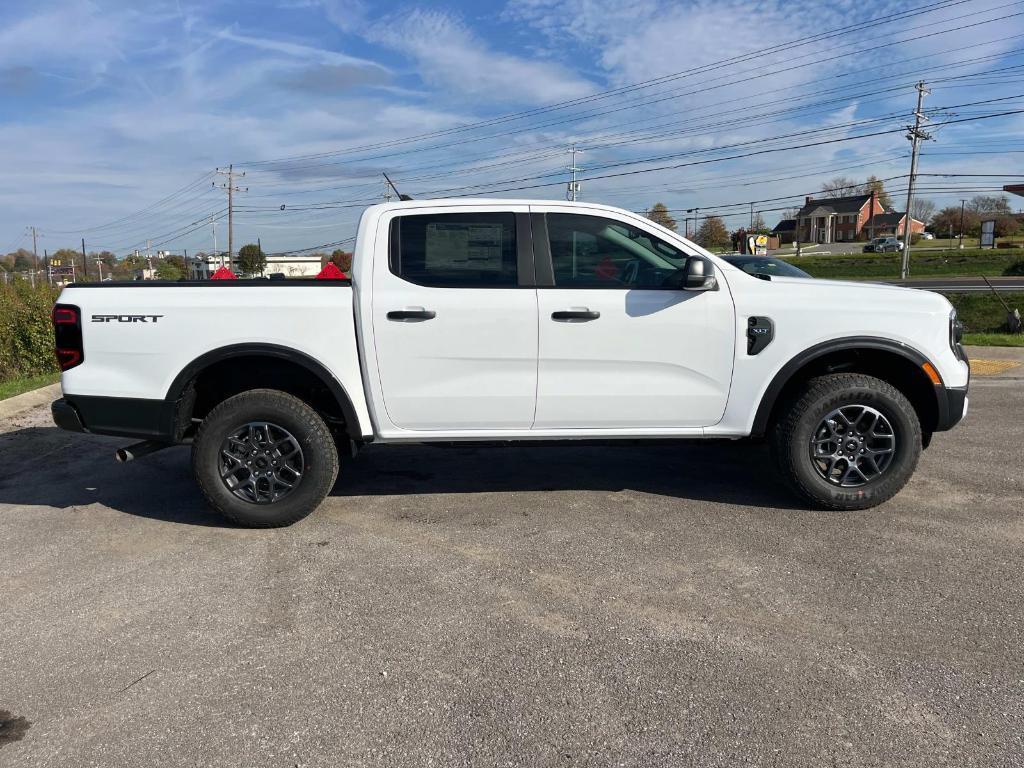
[751,337,942,440]
[166,343,363,440]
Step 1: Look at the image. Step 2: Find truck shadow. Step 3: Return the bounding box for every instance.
[335,439,802,509]
[0,426,802,526]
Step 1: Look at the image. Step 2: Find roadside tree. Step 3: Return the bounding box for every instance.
[861,176,893,209]
[821,176,859,197]
[155,260,183,280]
[911,198,936,225]
[237,243,266,276]
[644,203,678,231]
[329,249,353,272]
[695,216,730,250]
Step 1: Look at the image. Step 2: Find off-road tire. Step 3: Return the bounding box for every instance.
[192,389,339,527]
[770,373,921,510]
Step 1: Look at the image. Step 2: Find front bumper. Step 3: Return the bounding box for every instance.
[935,385,969,431]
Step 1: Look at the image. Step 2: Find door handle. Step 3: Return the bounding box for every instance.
[387,309,436,322]
[551,309,600,322]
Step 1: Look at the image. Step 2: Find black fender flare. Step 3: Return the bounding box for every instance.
[750,336,942,437]
[166,343,364,439]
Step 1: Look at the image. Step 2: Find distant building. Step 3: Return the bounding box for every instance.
[771,219,797,244]
[795,192,881,243]
[263,254,324,277]
[793,191,925,243]
[187,254,228,280]
[865,211,926,239]
[183,253,326,279]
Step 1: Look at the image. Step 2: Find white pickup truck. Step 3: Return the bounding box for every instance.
[50,199,970,526]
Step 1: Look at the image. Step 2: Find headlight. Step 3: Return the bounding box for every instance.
[950,308,964,356]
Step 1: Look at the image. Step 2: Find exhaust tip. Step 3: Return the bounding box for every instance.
[115,448,133,463]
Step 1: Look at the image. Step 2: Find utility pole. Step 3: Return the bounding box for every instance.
[28,226,39,271]
[958,199,966,250]
[210,217,220,268]
[382,174,393,202]
[566,144,584,201]
[95,257,104,282]
[749,202,754,229]
[81,238,87,283]
[900,81,931,279]
[215,165,246,267]
[686,208,700,239]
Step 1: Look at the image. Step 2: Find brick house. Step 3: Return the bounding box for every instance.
[865,211,926,238]
[793,191,925,243]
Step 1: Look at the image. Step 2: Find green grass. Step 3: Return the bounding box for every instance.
[784,250,1023,280]
[0,372,59,401]
[962,332,1024,347]
[945,292,1024,335]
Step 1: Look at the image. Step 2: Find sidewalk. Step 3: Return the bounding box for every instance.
[0,383,61,420]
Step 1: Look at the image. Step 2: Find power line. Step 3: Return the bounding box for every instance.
[232,0,976,169]
[232,1,1021,179]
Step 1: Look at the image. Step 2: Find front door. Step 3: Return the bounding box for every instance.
[533,210,735,430]
[371,208,538,431]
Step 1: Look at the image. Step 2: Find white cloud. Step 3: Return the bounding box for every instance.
[365,9,595,105]
[216,28,388,72]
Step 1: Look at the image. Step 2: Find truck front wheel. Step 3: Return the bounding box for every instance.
[770,373,922,510]
[191,389,339,527]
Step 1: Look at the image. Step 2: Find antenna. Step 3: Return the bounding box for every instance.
[383,172,413,201]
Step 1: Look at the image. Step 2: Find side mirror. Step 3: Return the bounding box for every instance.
[683,256,718,291]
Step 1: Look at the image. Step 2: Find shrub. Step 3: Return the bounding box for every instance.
[1005,260,1024,276]
[0,279,60,382]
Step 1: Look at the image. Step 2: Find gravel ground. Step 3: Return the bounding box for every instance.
[0,380,1021,767]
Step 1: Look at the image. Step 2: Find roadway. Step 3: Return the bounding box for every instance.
[1,368,1022,766]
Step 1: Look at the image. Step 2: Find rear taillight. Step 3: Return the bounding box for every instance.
[52,303,84,371]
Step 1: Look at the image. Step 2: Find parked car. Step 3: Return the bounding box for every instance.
[863,236,904,253]
[50,199,969,526]
[920,232,935,240]
[722,255,811,279]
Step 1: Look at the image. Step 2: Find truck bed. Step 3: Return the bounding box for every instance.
[56,281,371,441]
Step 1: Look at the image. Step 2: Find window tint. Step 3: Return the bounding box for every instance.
[391,213,517,287]
[546,213,686,289]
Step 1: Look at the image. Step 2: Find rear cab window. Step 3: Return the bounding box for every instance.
[389,212,518,288]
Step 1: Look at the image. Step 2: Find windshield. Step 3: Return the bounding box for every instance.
[723,256,811,279]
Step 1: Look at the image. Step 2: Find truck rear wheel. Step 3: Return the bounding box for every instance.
[191,389,339,527]
[770,373,921,510]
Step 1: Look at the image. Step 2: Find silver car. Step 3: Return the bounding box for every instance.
[864,236,904,253]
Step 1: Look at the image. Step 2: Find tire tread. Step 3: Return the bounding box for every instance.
[191,389,339,527]
[770,373,921,510]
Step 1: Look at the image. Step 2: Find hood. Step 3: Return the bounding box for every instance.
[755,274,953,311]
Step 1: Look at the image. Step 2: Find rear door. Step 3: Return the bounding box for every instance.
[532,208,736,430]
[370,207,538,431]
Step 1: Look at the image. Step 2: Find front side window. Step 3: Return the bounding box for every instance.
[391,212,517,287]
[546,213,686,289]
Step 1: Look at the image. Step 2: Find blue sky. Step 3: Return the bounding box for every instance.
[2,0,1024,256]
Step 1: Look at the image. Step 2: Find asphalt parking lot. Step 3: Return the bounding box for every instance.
[1,378,1022,767]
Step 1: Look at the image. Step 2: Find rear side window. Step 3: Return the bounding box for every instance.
[390,213,518,287]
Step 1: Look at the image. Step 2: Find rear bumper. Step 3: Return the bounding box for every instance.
[51,398,86,433]
[51,395,175,441]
